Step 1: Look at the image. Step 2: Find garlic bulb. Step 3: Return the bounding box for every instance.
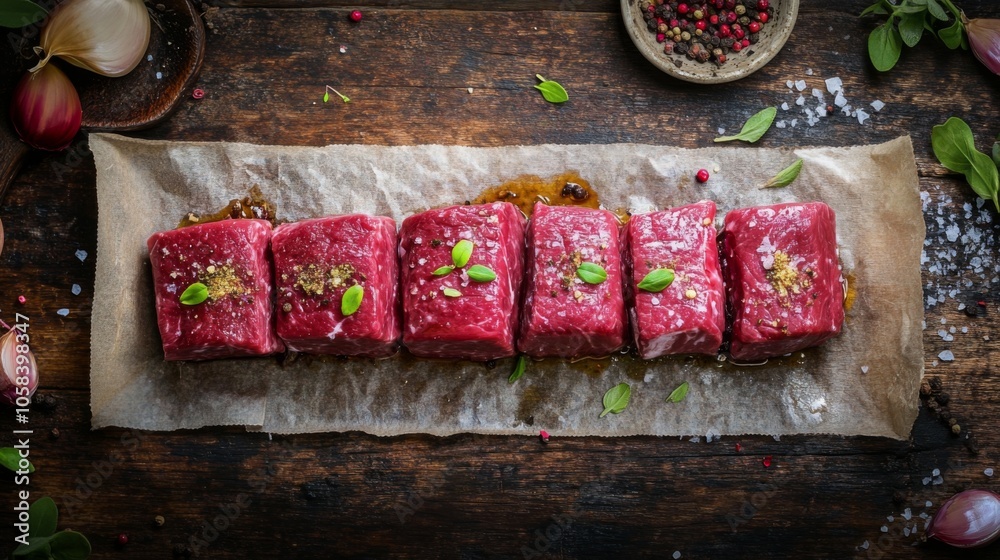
[30,0,151,78]
[9,64,82,151]
[966,16,1000,76]
[0,327,39,407]
[927,489,1000,548]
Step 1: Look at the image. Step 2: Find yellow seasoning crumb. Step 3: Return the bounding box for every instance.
[296,264,328,296]
[702,218,712,226]
[767,250,804,298]
[573,290,584,302]
[328,263,356,289]
[684,289,697,299]
[199,264,246,301]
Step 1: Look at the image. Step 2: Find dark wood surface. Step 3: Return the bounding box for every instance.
[2,1,1000,558]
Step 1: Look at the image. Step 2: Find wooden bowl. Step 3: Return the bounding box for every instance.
[621,0,799,84]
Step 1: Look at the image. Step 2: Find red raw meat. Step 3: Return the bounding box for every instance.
[272,215,400,357]
[722,202,845,361]
[399,202,526,360]
[624,200,725,358]
[147,219,283,361]
[518,203,626,358]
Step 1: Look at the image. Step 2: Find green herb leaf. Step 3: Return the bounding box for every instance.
[341,284,364,317]
[48,530,91,560]
[637,268,675,292]
[576,262,607,285]
[938,17,964,49]
[0,447,33,473]
[859,1,889,17]
[179,282,209,306]
[992,135,1000,168]
[931,117,1000,212]
[467,264,496,282]
[443,288,462,298]
[599,383,631,418]
[869,21,903,71]
[925,0,948,20]
[761,158,804,189]
[898,11,925,47]
[30,497,58,539]
[666,382,690,403]
[452,240,474,268]
[12,536,52,556]
[714,107,777,143]
[322,91,330,103]
[432,265,455,276]
[534,74,569,104]
[508,355,526,384]
[0,0,47,28]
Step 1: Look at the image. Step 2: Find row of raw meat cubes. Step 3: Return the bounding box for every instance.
[147,200,844,362]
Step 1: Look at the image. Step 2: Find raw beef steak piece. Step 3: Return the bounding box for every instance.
[272,215,400,357]
[721,202,845,361]
[399,202,526,360]
[624,200,725,358]
[518,203,625,358]
[147,219,283,361]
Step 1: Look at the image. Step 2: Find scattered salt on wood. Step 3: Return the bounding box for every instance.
[825,76,843,94]
[673,552,681,559]
[71,284,81,295]
[75,249,88,262]
[860,365,869,374]
[903,508,912,520]
[57,308,69,317]
[781,102,789,110]
[938,350,954,362]
[871,99,885,112]
[880,525,888,533]
[860,541,869,550]
[794,80,807,91]
[986,468,994,477]
[856,109,870,125]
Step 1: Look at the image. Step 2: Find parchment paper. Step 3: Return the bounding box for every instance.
[89,134,924,439]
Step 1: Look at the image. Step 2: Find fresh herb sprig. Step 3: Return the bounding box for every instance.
[11,497,91,559]
[0,447,34,473]
[932,117,1000,211]
[534,74,569,104]
[861,0,966,72]
[666,382,690,403]
[433,240,496,285]
[761,158,804,189]
[508,355,526,384]
[599,383,631,418]
[714,107,777,143]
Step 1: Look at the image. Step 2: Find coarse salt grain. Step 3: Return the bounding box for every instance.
[860,541,869,550]
[986,468,994,477]
[781,102,789,110]
[57,308,69,317]
[786,80,794,89]
[881,525,888,533]
[871,100,885,112]
[673,552,681,559]
[903,508,912,520]
[795,80,807,91]
[75,249,88,262]
[71,284,81,295]
[156,71,163,80]
[825,77,843,94]
[938,350,954,361]
[926,501,933,508]
[861,365,869,374]
[146,54,153,61]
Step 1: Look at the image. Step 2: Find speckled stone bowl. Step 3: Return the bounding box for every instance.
[622,0,799,84]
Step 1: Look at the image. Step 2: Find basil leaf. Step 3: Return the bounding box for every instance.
[452,240,474,268]
[576,262,607,285]
[467,264,496,282]
[868,22,902,71]
[761,159,804,189]
[599,383,631,418]
[925,0,948,20]
[938,17,964,49]
[432,265,455,276]
[341,284,363,317]
[30,497,58,539]
[932,118,1000,211]
[859,1,888,16]
[0,0,46,28]
[898,12,924,47]
[12,536,52,556]
[892,3,927,14]
[443,288,462,298]
[637,268,675,292]
[534,74,568,104]
[48,530,91,560]
[0,447,33,473]
[508,355,526,384]
[714,107,777,143]
[322,91,330,103]
[993,135,1000,168]
[179,282,209,305]
[666,382,690,403]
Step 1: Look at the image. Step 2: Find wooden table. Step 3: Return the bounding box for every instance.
[2,1,999,558]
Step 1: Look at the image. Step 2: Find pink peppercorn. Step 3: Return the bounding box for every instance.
[657,33,666,42]
[117,533,129,545]
[695,20,707,31]
[677,3,689,15]
[726,11,737,23]
[731,41,742,52]
[726,0,736,8]
[714,0,724,8]
[191,88,205,99]
[757,0,769,9]
[748,21,761,33]
[718,24,731,37]
[17,295,26,304]
[539,430,550,443]
[696,169,710,183]
[741,38,750,47]
[349,10,362,22]
[758,12,769,23]
[733,27,745,39]
[709,14,719,24]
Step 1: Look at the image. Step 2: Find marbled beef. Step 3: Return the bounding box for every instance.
[147,219,283,361]
[272,215,400,357]
[399,202,526,360]
[722,202,845,361]
[518,203,625,358]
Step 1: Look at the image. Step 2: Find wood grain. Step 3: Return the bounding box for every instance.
[2,1,1000,558]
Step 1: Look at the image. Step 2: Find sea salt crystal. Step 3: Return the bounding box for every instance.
[922,477,932,485]
[468,87,474,94]
[826,76,843,94]
[986,468,994,477]
[926,501,933,508]
[790,119,798,127]
[860,541,869,550]
[834,92,848,107]
[339,45,348,53]
[795,80,807,91]
[718,127,726,135]
[871,99,885,112]
[776,120,787,129]
[786,80,794,89]
[806,68,814,75]
[57,308,69,317]
[962,327,968,333]
[938,350,954,362]
[71,284,81,295]
[880,525,888,533]
[946,224,960,242]
[903,508,912,520]
[861,365,869,374]
[812,88,824,100]
[903,527,911,537]
[856,109,870,125]
[146,54,153,61]
[75,249,88,262]
[795,95,805,106]
[673,552,681,560]
[933,475,944,485]
[781,102,789,111]
[156,71,163,80]
[887,515,895,522]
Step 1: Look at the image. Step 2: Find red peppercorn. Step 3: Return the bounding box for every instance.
[17,295,26,304]
[758,12,769,23]
[656,33,666,42]
[735,442,743,452]
[731,40,742,52]
[733,27,745,39]
[695,20,707,31]
[718,24,731,37]
[748,21,761,33]
[741,38,750,47]
[757,0,769,9]
[349,9,362,22]
[726,0,736,8]
[726,11,737,23]
[647,4,655,12]
[657,17,665,25]
[670,18,680,28]
[117,533,129,545]
[677,3,689,15]
[709,14,719,24]
[191,88,205,100]
[762,455,773,468]
[539,430,550,443]
[714,0,724,8]
[696,169,710,183]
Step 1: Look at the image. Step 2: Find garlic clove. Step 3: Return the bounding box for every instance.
[32,0,151,78]
[928,489,1000,548]
[965,16,1000,76]
[9,64,82,151]
[0,327,39,407]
